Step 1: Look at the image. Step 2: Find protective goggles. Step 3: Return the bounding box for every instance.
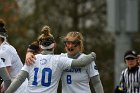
[64,40,80,45]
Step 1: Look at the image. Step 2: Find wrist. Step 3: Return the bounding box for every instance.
[27,49,35,54]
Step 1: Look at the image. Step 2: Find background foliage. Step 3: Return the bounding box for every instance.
[0,0,140,93]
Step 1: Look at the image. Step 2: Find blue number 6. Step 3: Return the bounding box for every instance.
[32,67,52,87]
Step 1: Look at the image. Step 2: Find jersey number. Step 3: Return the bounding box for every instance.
[32,67,52,87]
[67,75,72,84]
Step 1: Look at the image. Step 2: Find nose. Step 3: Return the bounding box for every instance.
[67,43,74,48]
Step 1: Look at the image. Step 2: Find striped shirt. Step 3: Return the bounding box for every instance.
[119,66,140,93]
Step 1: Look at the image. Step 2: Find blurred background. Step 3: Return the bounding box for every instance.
[0,0,140,93]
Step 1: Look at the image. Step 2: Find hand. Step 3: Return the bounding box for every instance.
[0,83,4,93]
[88,52,96,60]
[114,86,125,93]
[25,52,36,65]
[90,52,96,59]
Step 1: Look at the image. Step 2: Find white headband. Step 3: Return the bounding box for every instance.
[0,35,6,41]
[40,43,55,50]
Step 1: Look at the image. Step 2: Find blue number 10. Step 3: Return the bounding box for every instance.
[32,67,52,87]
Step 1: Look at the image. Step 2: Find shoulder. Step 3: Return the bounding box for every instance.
[35,54,49,60]
[35,54,59,60]
[0,59,5,68]
[60,53,67,56]
[121,68,128,76]
[1,43,16,52]
[1,44,10,51]
[78,53,86,58]
[35,54,43,57]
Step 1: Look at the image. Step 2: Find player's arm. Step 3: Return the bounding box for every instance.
[71,52,96,67]
[26,42,39,65]
[91,75,104,93]
[5,71,28,93]
[0,67,11,91]
[5,66,12,74]
[26,52,36,65]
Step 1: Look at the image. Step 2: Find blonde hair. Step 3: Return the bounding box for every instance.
[64,31,84,52]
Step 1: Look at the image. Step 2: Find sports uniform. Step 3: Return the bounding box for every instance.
[0,58,5,68]
[0,41,23,80]
[61,53,99,93]
[22,54,73,93]
[0,58,11,91]
[5,52,95,93]
[119,67,140,93]
[5,27,96,93]
[0,41,28,93]
[115,50,140,93]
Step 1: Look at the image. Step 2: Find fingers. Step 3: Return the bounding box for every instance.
[26,57,35,65]
[87,52,96,61]
[25,52,36,65]
[91,52,96,58]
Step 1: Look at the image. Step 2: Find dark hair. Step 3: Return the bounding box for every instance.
[0,19,7,36]
[28,41,40,54]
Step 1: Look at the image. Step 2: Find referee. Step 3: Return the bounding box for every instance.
[115,50,140,93]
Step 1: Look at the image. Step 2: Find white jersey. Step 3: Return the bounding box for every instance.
[0,58,5,68]
[21,54,73,93]
[61,53,99,93]
[0,41,28,93]
[0,41,23,79]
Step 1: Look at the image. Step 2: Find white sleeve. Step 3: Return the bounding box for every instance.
[87,61,99,77]
[1,51,12,67]
[57,56,73,70]
[0,59,6,68]
[21,64,30,73]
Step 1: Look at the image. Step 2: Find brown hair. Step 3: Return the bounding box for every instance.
[64,31,84,52]
[38,25,53,42]
[0,19,6,26]
[0,19,8,41]
[28,40,40,54]
[37,25,55,47]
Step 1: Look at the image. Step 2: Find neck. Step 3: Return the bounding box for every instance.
[68,52,81,59]
[41,50,54,55]
[0,40,5,45]
[128,65,138,73]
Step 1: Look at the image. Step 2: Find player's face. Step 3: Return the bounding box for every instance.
[64,37,81,56]
[125,57,138,69]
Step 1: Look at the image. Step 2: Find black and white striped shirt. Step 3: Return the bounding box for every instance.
[119,66,140,93]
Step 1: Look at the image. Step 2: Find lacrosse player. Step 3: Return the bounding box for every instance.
[0,58,11,92]
[5,25,96,93]
[0,19,28,93]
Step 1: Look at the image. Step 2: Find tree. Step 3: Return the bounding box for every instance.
[25,0,114,92]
